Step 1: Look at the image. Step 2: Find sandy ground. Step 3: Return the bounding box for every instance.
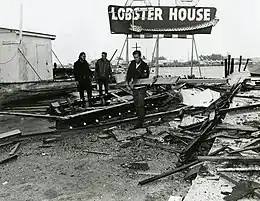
[0,115,190,201]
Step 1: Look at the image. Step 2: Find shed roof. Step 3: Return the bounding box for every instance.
[0,27,56,40]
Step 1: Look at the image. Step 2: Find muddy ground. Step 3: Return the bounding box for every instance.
[0,115,191,201]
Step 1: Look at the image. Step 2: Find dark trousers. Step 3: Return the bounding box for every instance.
[133,86,146,126]
[78,80,92,104]
[98,77,109,96]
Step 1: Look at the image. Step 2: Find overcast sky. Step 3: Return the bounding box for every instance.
[0,0,260,63]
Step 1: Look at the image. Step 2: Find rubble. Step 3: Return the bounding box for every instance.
[2,75,260,200]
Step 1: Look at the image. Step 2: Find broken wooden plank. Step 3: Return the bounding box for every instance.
[83,150,110,155]
[228,144,260,154]
[217,167,260,172]
[178,78,228,85]
[220,103,260,114]
[9,142,20,156]
[198,156,260,162]
[118,76,180,87]
[0,154,18,165]
[215,124,258,132]
[43,138,60,144]
[6,106,49,110]
[0,111,62,120]
[0,129,21,140]
[110,92,129,103]
[118,77,226,87]
[138,160,199,185]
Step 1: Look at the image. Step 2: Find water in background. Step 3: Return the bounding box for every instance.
[115,66,227,83]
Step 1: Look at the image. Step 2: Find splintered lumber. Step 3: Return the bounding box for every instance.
[0,154,18,165]
[198,156,260,162]
[182,119,218,159]
[0,111,62,120]
[9,143,20,156]
[0,129,21,140]
[182,82,243,160]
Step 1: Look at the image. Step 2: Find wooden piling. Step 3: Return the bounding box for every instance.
[238,56,242,72]
[230,58,235,74]
[227,55,231,75]
[224,59,228,78]
[243,58,250,71]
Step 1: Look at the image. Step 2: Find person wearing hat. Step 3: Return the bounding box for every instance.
[95,52,112,96]
[73,52,93,107]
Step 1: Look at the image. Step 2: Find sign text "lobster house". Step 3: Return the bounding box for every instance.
[110,6,213,22]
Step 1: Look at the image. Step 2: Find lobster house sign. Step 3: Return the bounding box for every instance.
[108,5,218,35]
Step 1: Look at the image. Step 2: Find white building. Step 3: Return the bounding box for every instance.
[0,27,56,83]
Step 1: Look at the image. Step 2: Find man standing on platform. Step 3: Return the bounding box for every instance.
[95,52,112,96]
[126,50,150,128]
[73,52,93,107]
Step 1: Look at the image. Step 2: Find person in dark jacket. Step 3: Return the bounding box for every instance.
[126,50,150,128]
[95,52,112,96]
[73,52,93,106]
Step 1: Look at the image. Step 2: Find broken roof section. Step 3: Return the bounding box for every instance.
[0,26,56,40]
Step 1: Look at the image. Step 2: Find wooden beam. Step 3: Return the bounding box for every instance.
[198,156,260,162]
[219,103,260,114]
[110,92,129,103]
[138,160,199,185]
[217,167,260,172]
[0,111,62,120]
[228,144,260,154]
[0,129,21,140]
[24,106,189,138]
[215,124,258,132]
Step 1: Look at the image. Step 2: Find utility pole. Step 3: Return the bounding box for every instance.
[126,34,129,64]
[190,35,194,77]
[155,0,160,77]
